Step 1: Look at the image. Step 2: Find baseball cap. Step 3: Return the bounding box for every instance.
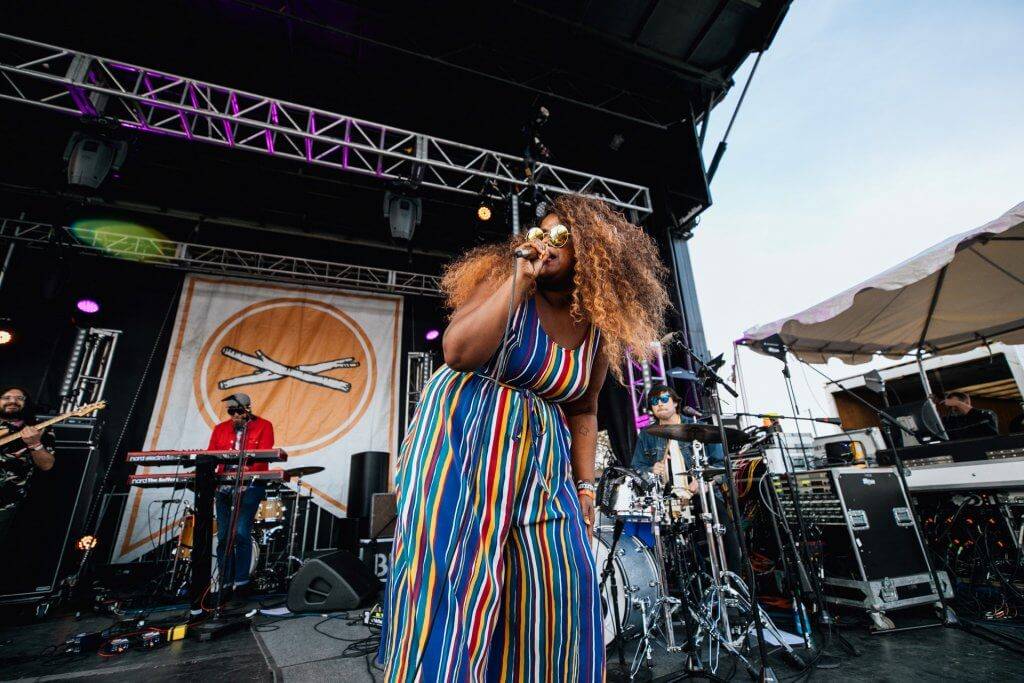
[222,393,252,408]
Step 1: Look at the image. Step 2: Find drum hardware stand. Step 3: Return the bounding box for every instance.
[616,490,685,680]
[600,518,631,673]
[679,343,777,683]
[168,504,196,594]
[679,442,759,679]
[657,459,706,671]
[759,455,814,650]
[286,473,315,576]
[767,421,858,655]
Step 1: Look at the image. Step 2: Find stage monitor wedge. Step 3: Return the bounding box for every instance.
[286,550,380,613]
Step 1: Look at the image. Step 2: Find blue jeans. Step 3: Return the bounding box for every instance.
[215,484,265,586]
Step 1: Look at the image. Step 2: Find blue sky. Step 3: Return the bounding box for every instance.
[689,1,1024,423]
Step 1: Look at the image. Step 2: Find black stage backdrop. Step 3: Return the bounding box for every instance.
[1,242,640,584]
[1,245,184,581]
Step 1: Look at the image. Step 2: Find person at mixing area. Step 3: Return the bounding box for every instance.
[208,392,274,600]
[939,391,998,440]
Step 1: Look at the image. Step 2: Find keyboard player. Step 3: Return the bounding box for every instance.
[209,392,274,600]
[939,391,999,440]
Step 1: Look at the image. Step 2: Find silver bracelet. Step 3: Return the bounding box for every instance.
[575,480,597,493]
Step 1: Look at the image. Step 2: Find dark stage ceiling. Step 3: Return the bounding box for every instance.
[0,1,790,266]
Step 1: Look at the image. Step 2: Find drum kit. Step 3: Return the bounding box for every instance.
[167,465,326,595]
[594,423,797,680]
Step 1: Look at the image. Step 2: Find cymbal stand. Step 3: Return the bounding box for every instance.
[685,442,801,679]
[687,441,753,676]
[679,342,777,682]
[660,459,706,674]
[622,489,685,680]
[286,474,311,576]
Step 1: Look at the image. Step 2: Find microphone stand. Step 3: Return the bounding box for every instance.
[207,417,247,614]
[735,412,842,428]
[189,412,257,640]
[677,343,777,683]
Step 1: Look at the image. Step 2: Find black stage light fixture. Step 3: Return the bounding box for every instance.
[383,191,422,241]
[64,132,128,189]
[609,133,625,152]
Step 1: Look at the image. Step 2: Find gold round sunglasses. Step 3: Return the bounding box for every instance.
[525,224,570,248]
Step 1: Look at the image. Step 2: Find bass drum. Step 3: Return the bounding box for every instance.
[590,526,663,645]
[209,520,261,589]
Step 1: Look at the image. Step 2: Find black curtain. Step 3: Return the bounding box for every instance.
[1,245,183,566]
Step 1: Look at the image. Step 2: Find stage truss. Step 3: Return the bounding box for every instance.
[626,341,668,432]
[0,33,653,215]
[0,217,442,297]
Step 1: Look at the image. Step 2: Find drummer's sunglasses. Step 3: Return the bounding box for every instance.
[650,394,672,405]
[526,224,571,248]
[227,406,248,415]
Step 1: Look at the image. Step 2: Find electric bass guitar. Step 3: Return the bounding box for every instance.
[0,401,107,448]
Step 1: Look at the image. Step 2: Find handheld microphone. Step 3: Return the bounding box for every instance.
[514,245,539,260]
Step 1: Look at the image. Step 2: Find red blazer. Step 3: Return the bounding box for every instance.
[208,416,275,473]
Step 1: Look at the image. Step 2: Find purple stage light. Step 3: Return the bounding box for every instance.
[76,299,100,314]
[425,329,440,341]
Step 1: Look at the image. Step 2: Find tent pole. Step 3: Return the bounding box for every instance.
[916,351,934,400]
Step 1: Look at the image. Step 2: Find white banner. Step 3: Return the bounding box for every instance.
[114,275,401,561]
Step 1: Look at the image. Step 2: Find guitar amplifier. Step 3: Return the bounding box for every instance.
[774,466,952,616]
[359,492,397,584]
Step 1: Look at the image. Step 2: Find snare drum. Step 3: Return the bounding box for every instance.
[211,534,260,586]
[255,497,286,525]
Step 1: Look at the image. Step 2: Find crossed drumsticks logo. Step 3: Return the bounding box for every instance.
[217,346,361,392]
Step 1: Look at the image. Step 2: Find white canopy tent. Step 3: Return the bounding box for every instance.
[738,201,1024,365]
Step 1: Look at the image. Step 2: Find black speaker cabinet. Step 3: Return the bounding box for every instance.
[348,451,389,536]
[287,550,380,612]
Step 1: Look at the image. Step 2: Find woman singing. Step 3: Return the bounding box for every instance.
[383,194,669,682]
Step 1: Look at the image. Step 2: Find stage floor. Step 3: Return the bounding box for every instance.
[1,600,1021,681]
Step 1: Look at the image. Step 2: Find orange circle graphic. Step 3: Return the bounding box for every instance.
[193,297,376,457]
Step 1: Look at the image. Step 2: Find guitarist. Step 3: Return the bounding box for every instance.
[0,387,55,543]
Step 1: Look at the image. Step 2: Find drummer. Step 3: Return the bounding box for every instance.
[632,385,725,476]
[631,385,741,571]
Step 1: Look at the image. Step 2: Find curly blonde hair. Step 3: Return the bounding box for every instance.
[441,194,670,381]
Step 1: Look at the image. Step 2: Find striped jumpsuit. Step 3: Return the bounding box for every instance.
[383,296,605,682]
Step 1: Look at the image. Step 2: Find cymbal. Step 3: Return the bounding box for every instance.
[283,465,325,479]
[693,467,727,478]
[644,423,748,445]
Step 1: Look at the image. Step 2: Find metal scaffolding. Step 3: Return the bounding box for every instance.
[0,217,442,297]
[626,341,668,432]
[0,33,653,215]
